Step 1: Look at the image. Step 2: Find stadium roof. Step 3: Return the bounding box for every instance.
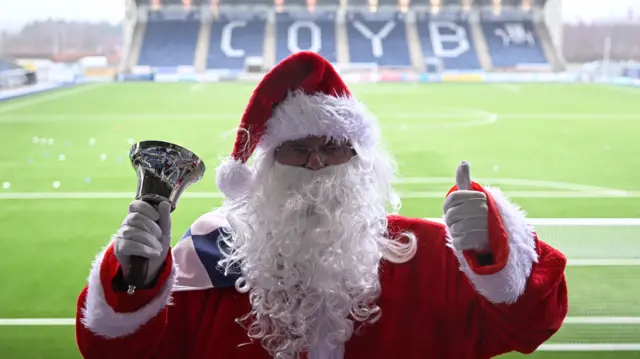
[135,0,207,5]
[475,0,547,6]
[134,0,547,7]
[136,0,547,7]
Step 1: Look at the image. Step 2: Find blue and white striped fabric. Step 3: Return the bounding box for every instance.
[172,211,239,292]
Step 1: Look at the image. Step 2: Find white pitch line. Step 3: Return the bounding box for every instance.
[394,177,627,195]
[0,112,638,123]
[538,343,640,351]
[3,316,639,326]
[605,84,640,96]
[511,218,640,226]
[0,112,497,124]
[564,317,640,324]
[0,113,239,123]
[2,191,640,200]
[0,84,105,114]
[0,178,629,199]
[0,191,638,224]
[0,318,75,325]
[335,191,639,198]
[498,113,640,120]
[390,116,497,130]
[430,218,640,226]
[494,83,521,92]
[566,259,640,266]
[189,83,205,92]
[0,192,141,199]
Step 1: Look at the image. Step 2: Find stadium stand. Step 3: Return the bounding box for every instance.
[207,11,267,70]
[126,0,565,74]
[346,10,412,67]
[275,10,338,63]
[137,11,200,67]
[481,20,550,68]
[415,11,483,71]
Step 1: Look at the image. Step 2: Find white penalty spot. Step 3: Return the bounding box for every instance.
[52,181,61,189]
[2,182,9,189]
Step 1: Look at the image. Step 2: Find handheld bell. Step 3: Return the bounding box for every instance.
[126,140,206,295]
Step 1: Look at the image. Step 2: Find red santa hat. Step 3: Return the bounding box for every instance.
[216,51,378,199]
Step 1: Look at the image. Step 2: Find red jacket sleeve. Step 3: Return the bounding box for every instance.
[75,242,184,359]
[478,237,568,357]
[444,182,569,357]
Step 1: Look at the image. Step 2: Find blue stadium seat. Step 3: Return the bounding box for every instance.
[346,11,412,67]
[482,20,549,68]
[415,13,482,70]
[274,10,337,63]
[138,19,200,67]
[207,12,266,70]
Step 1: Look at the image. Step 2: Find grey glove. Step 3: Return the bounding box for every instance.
[114,200,172,286]
[443,161,490,252]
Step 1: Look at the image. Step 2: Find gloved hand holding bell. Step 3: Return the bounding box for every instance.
[116,140,206,295]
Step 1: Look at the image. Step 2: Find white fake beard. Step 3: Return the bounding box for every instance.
[218,148,416,359]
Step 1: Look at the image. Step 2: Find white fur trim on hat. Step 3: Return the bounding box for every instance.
[258,90,379,151]
[216,157,254,199]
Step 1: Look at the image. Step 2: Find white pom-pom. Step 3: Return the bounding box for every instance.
[216,158,253,200]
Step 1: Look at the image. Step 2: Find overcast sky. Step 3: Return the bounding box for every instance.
[0,0,639,30]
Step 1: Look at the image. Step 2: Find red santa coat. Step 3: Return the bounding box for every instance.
[75,184,568,359]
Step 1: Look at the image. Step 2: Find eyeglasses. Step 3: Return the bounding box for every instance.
[275,142,356,167]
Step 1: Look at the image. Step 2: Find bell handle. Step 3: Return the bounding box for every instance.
[125,256,149,295]
[124,198,163,295]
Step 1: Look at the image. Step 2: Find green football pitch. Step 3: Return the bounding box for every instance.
[0,82,639,358]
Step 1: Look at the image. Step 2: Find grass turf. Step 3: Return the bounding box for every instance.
[0,82,639,358]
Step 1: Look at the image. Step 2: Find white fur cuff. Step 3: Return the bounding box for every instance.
[80,241,177,339]
[449,187,538,304]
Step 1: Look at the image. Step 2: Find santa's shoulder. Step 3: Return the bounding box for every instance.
[386,214,447,239]
[184,210,231,235]
[172,210,237,291]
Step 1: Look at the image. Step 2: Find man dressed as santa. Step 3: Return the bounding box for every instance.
[76,51,568,359]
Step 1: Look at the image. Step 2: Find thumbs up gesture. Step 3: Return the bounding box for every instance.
[443,161,490,252]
